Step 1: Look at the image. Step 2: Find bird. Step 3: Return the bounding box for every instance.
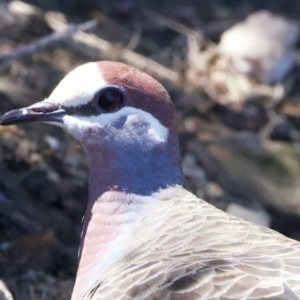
[1,61,300,300]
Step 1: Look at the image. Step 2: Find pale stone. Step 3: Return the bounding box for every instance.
[227,203,271,227]
[220,10,299,84]
[8,0,39,17]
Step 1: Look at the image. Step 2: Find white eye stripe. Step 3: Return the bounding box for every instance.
[63,107,168,142]
[47,63,107,107]
[46,63,169,143]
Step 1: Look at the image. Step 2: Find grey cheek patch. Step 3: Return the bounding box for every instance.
[110,116,128,129]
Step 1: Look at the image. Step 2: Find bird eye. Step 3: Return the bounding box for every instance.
[98,88,123,112]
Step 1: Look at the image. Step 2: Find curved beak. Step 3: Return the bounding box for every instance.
[0,102,66,126]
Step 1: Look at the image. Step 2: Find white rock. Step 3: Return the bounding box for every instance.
[8,0,39,17]
[220,10,299,84]
[227,203,271,227]
[44,135,60,151]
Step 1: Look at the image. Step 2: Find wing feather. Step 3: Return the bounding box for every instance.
[83,187,300,299]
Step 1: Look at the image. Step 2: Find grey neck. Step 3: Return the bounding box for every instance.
[73,130,183,300]
[86,132,184,205]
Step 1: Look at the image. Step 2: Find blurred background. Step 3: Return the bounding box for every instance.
[1,0,300,299]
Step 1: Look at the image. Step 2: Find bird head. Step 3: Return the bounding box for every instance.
[0,61,176,149]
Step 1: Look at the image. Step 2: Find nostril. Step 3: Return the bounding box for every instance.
[31,107,44,113]
[29,102,59,113]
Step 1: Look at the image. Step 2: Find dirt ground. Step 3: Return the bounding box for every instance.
[1,1,300,299]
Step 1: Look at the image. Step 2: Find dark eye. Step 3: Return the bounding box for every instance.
[98,89,123,112]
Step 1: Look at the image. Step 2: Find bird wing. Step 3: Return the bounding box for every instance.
[83,187,300,300]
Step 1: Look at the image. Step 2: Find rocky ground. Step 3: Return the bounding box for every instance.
[1,1,300,299]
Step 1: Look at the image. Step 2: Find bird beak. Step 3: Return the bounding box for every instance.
[0,101,67,126]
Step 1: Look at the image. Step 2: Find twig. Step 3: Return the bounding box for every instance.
[259,110,285,141]
[0,19,97,63]
[125,25,142,51]
[40,285,48,300]
[0,8,180,85]
[0,280,13,300]
[146,9,200,37]
[46,13,180,85]
[29,284,36,300]
[145,10,209,80]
